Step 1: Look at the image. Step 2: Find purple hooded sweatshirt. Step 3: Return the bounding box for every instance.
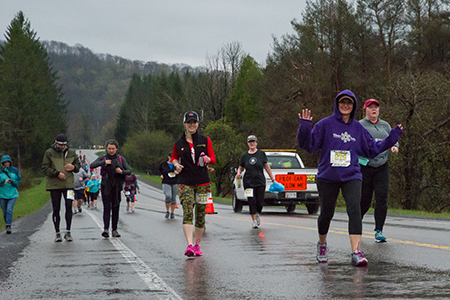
[297,90,403,182]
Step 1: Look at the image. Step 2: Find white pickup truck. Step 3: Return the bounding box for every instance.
[232,149,320,214]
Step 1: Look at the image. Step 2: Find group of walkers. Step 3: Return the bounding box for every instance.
[296,90,402,266]
[2,95,401,266]
[40,135,134,241]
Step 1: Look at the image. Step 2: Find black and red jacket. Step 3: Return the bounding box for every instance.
[172,131,215,186]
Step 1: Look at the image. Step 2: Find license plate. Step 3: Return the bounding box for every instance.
[285,192,297,198]
[275,174,307,191]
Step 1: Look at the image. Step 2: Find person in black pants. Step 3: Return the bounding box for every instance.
[359,99,399,242]
[90,139,131,238]
[236,135,275,229]
[42,133,81,242]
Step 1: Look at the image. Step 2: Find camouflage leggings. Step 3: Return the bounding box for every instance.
[178,184,209,228]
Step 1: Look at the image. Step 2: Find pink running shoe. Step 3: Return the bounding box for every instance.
[185,245,195,257]
[193,244,203,256]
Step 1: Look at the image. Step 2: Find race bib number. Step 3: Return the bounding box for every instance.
[195,193,208,204]
[244,188,254,198]
[168,172,176,178]
[330,150,351,167]
[67,190,75,200]
[124,191,131,196]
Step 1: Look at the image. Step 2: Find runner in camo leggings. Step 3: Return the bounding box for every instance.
[171,111,216,257]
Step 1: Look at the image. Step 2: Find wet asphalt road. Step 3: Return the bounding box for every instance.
[1,150,450,299]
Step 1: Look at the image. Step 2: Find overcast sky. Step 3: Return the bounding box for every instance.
[1,0,307,67]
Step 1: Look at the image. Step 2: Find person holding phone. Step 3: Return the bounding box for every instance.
[0,155,21,234]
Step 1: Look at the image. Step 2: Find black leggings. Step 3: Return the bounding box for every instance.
[246,186,265,215]
[317,179,362,235]
[361,163,389,231]
[101,186,121,231]
[50,189,72,232]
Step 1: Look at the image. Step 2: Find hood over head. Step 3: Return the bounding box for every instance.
[1,155,12,165]
[333,89,358,123]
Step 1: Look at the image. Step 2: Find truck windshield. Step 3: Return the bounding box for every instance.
[267,155,302,169]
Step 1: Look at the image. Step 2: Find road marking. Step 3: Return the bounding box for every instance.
[85,210,183,300]
[214,215,450,251]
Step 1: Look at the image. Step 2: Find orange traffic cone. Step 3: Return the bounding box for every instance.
[175,202,178,208]
[205,192,217,214]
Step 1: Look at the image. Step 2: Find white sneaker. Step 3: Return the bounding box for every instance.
[252,220,258,229]
[256,213,261,226]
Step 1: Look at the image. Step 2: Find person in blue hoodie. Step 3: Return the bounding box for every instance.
[0,155,21,234]
[86,175,101,210]
[297,90,403,266]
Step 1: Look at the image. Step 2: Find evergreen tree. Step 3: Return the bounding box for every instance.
[0,11,66,171]
[225,55,264,133]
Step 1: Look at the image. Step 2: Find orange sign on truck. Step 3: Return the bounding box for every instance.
[275,174,307,191]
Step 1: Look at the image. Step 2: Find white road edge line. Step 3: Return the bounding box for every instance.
[85,209,183,300]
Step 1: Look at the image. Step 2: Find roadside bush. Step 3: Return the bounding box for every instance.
[204,120,245,197]
[121,130,174,174]
[17,168,39,191]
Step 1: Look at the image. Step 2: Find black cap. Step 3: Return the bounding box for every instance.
[183,111,199,123]
[55,133,68,145]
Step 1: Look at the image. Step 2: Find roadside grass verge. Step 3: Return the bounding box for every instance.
[0,178,49,230]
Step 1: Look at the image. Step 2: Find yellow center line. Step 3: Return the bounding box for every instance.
[212,215,450,251]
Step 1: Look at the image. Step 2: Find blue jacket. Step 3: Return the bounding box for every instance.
[297,90,403,182]
[87,179,101,193]
[0,155,21,199]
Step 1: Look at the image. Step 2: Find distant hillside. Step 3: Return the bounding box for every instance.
[42,41,201,147]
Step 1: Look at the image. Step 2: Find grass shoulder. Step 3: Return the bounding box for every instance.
[0,178,49,230]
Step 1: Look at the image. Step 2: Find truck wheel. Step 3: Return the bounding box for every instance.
[286,204,296,213]
[306,203,319,215]
[232,191,243,213]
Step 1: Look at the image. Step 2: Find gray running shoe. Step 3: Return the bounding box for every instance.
[55,233,62,242]
[351,250,368,266]
[64,232,73,242]
[316,242,328,263]
[112,230,121,237]
[252,220,258,229]
[256,213,261,226]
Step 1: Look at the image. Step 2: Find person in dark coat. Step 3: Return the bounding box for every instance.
[90,139,131,238]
